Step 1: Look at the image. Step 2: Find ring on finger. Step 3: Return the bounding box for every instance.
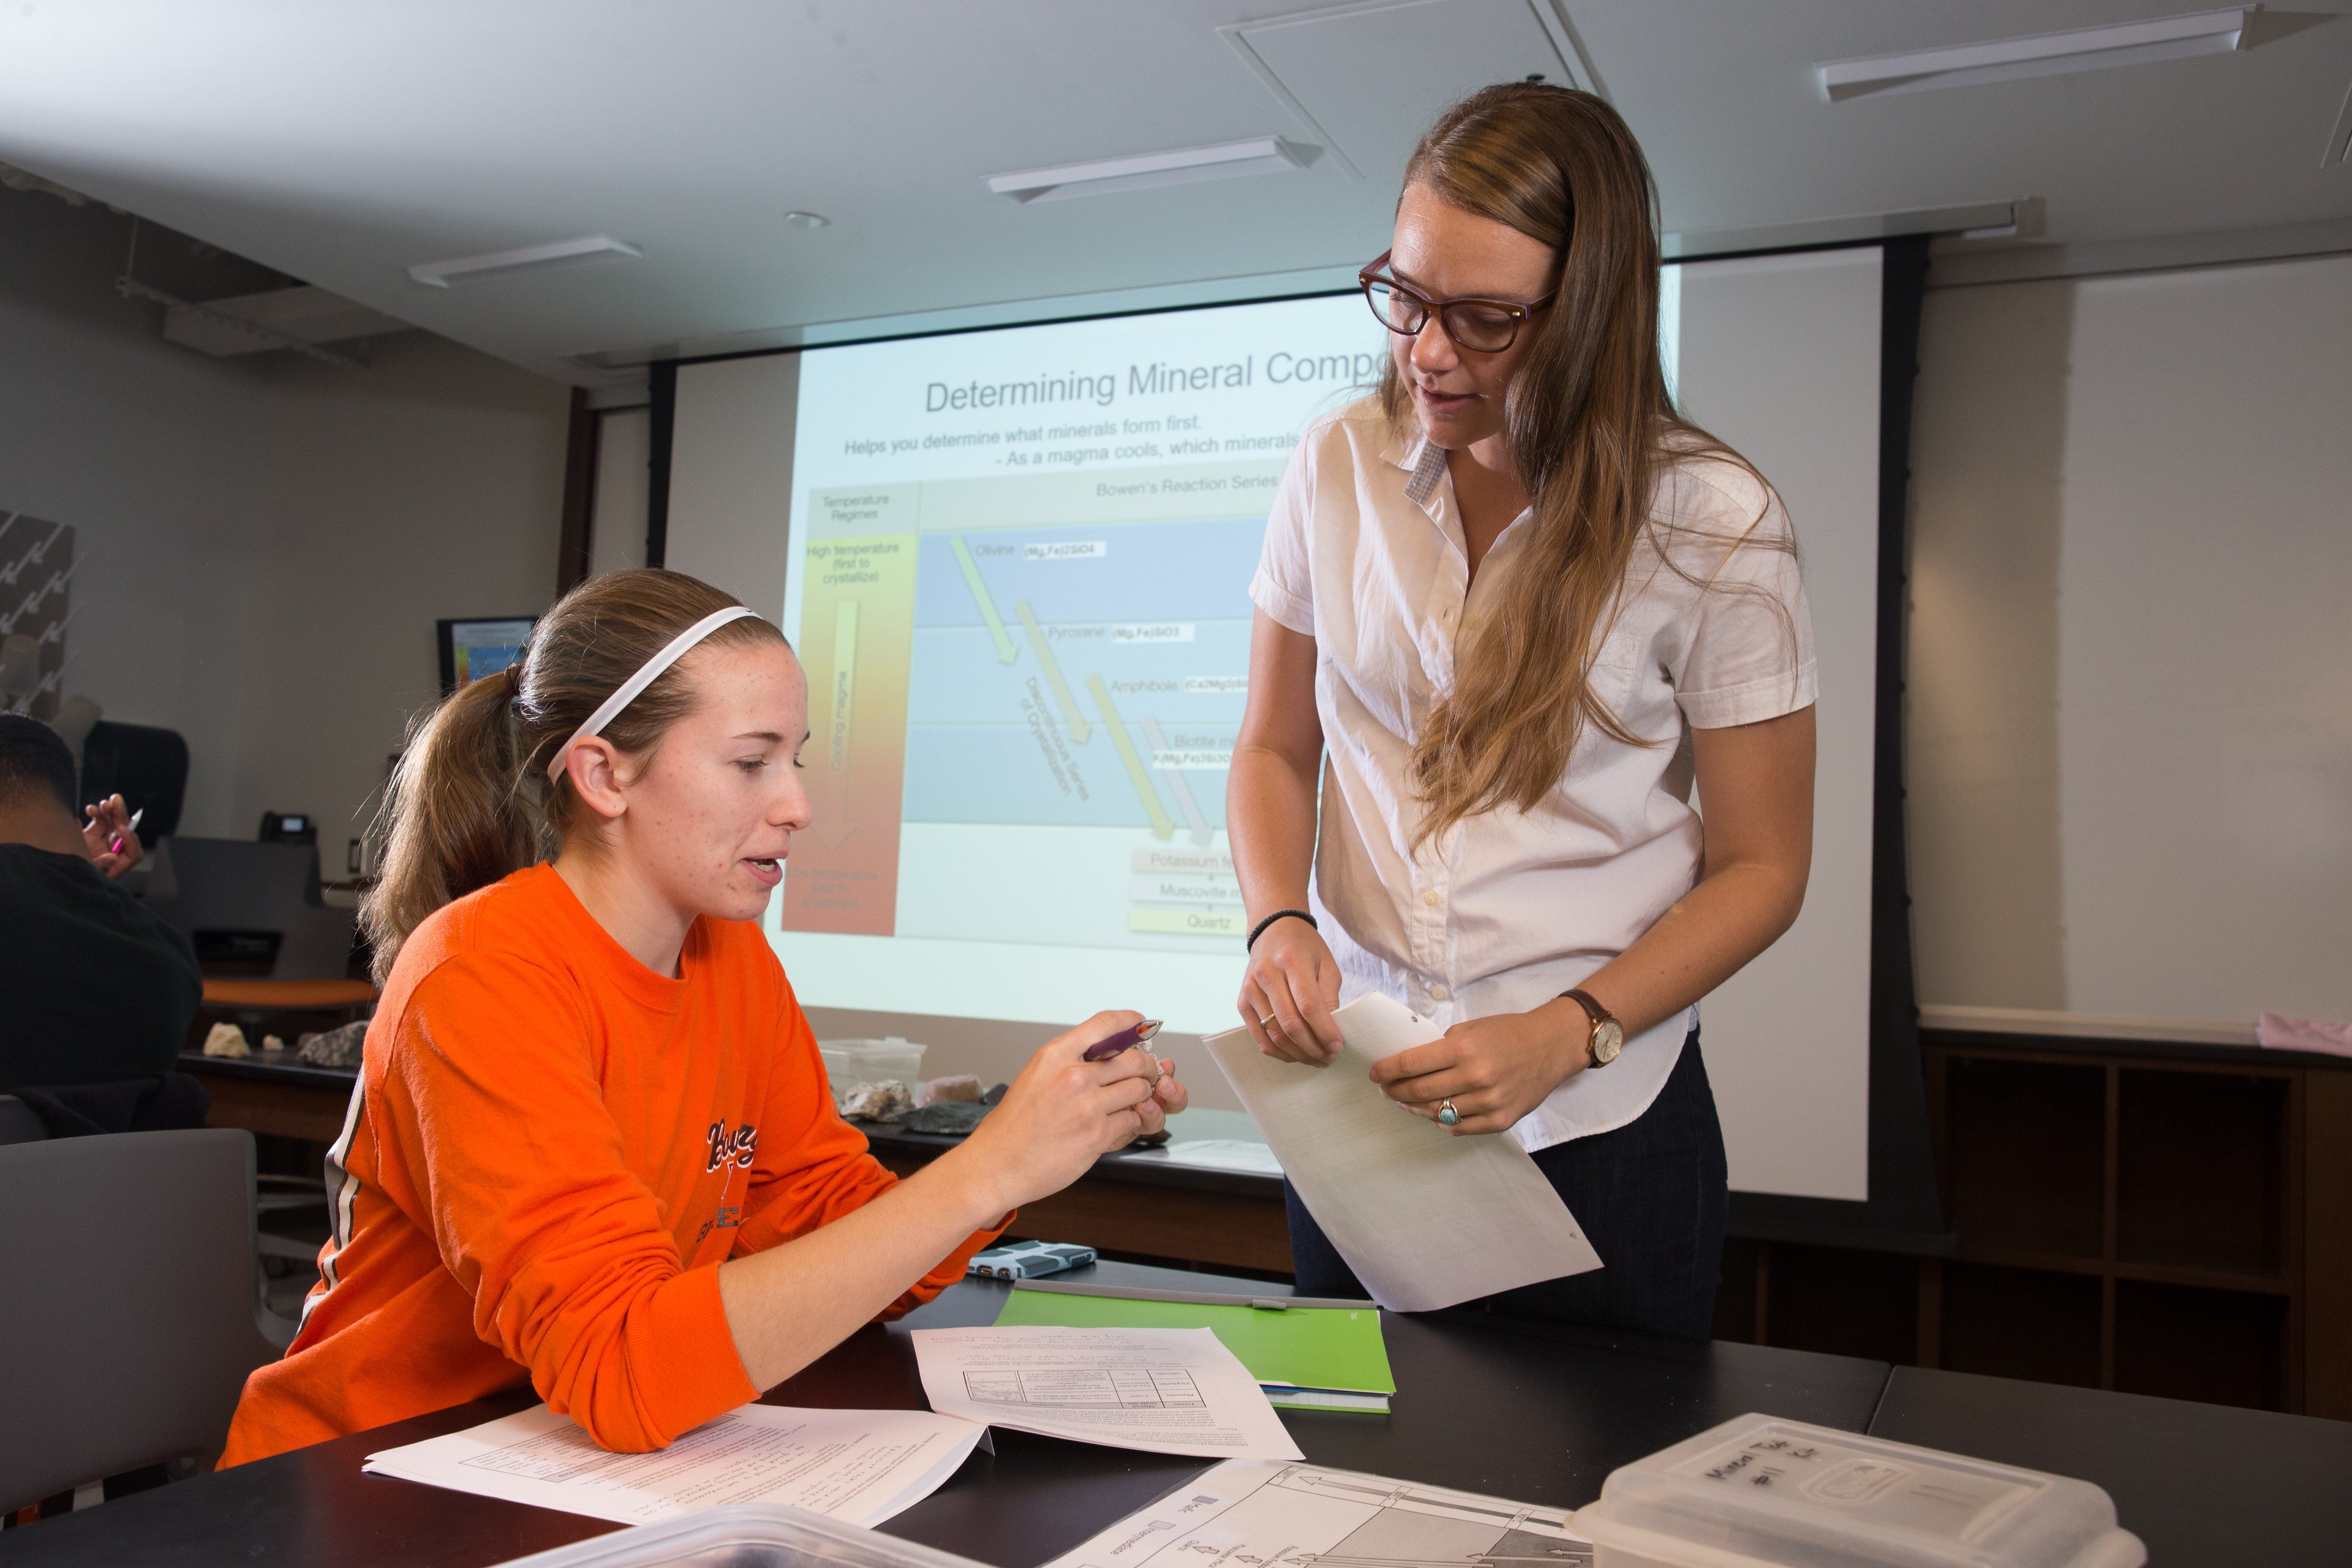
[1260,1015,1284,1036]
[1438,1098,1461,1126]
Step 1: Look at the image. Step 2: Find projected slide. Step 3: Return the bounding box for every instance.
[778,296,1387,982]
[674,249,1889,1206]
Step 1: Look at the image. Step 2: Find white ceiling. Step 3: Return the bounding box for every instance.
[1,1,2347,385]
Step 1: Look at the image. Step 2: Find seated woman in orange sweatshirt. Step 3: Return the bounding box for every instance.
[222,568,1186,1465]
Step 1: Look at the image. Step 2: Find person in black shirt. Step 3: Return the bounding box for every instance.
[0,713,200,1092]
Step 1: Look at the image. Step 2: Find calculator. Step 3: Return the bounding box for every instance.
[967,1240,1098,1280]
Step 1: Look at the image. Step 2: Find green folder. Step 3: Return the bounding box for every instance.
[994,1280,1396,1410]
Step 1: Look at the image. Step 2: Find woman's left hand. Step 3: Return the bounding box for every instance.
[1368,1005,1584,1136]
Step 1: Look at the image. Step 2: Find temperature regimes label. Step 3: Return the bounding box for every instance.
[783,464,1267,942]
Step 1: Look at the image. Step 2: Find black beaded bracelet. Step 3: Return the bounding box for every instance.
[1246,908,1318,952]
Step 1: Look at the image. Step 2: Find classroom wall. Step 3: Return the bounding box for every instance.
[1905,251,2352,1031]
[0,189,570,850]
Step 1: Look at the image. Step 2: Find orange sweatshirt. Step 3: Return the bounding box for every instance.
[221,865,1002,1466]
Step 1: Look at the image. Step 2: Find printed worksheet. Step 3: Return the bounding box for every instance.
[361,1402,986,1526]
[911,1325,1302,1461]
[1042,1458,1591,1568]
[1205,993,1602,1312]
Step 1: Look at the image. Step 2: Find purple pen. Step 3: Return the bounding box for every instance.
[1081,1019,1163,1061]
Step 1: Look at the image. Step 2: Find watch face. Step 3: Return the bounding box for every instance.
[1593,1019,1625,1063]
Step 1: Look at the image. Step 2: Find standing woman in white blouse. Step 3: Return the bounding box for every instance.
[1229,83,1817,1338]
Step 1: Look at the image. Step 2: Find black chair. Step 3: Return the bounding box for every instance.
[0,1096,45,1146]
[77,721,189,846]
[0,1131,287,1509]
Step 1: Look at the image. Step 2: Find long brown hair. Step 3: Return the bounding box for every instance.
[361,569,785,982]
[1384,83,1770,846]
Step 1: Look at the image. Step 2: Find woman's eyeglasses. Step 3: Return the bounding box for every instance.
[1359,251,1556,353]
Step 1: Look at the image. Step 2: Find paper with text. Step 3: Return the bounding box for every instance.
[1041,1457,1591,1568]
[1205,992,1602,1311]
[911,1325,1302,1460]
[361,1402,985,1527]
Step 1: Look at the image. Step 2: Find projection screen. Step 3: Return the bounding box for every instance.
[663,244,1887,1204]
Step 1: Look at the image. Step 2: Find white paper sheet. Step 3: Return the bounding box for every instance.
[1134,1138,1285,1175]
[1205,992,1602,1312]
[911,1325,1303,1461]
[1041,1457,1591,1568]
[361,1402,985,1527]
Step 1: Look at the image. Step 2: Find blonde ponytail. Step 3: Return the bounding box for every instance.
[360,569,784,982]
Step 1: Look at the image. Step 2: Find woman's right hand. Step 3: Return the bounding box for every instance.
[1240,916,1344,1065]
[954,1012,1166,1213]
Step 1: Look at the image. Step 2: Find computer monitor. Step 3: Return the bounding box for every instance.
[143,838,356,980]
[436,616,537,696]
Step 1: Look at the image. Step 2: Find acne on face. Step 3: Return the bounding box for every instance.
[623,641,812,924]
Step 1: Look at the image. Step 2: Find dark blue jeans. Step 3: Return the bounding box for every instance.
[1284,1025,1728,1340]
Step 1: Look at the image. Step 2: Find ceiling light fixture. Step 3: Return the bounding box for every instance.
[1817,6,2253,102]
[986,137,1308,203]
[782,211,831,228]
[405,234,643,288]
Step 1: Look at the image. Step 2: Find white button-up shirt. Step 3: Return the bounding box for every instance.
[1250,402,1817,1153]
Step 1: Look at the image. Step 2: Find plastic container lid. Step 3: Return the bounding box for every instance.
[489,1502,993,1568]
[818,1037,926,1087]
[1568,1414,2144,1568]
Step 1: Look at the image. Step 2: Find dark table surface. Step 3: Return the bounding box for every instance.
[175,1055,1285,1202]
[12,1260,2346,1567]
[1872,1364,2352,1566]
[178,1048,360,1093]
[1,1261,1890,1568]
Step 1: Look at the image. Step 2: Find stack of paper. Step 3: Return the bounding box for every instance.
[1134,1138,1284,1175]
[996,1280,1395,1413]
[362,1403,986,1528]
[1041,1458,1591,1568]
[911,1324,1303,1460]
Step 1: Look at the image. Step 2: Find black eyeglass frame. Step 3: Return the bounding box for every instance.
[1357,249,1558,353]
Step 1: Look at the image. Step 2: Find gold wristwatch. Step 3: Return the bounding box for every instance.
[1561,988,1624,1067]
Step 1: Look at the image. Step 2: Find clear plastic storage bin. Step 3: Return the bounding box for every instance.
[1568,1414,2144,1568]
[818,1038,926,1095]
[491,1503,992,1568]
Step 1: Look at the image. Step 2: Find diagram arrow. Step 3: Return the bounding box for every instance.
[1016,600,1092,744]
[1139,715,1214,847]
[949,535,1018,663]
[1088,673,1175,841]
[812,599,858,851]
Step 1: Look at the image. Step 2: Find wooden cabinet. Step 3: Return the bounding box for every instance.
[1716,1031,2352,1419]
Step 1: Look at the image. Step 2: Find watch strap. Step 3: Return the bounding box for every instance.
[1562,988,1615,1029]
[1561,988,1621,1066]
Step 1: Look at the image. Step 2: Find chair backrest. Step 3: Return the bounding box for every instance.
[78,720,189,843]
[141,837,355,981]
[0,1095,47,1145]
[0,1129,281,1505]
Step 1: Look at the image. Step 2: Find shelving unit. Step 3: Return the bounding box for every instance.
[1714,1030,2351,1419]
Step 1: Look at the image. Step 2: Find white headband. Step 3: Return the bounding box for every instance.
[544,605,760,783]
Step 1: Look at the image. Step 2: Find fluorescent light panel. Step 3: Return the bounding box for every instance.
[987,137,1305,203]
[407,233,643,288]
[1819,7,2252,102]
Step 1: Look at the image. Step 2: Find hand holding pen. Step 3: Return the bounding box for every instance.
[954,1012,1189,1216]
[82,795,144,880]
[1082,1017,1166,1085]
